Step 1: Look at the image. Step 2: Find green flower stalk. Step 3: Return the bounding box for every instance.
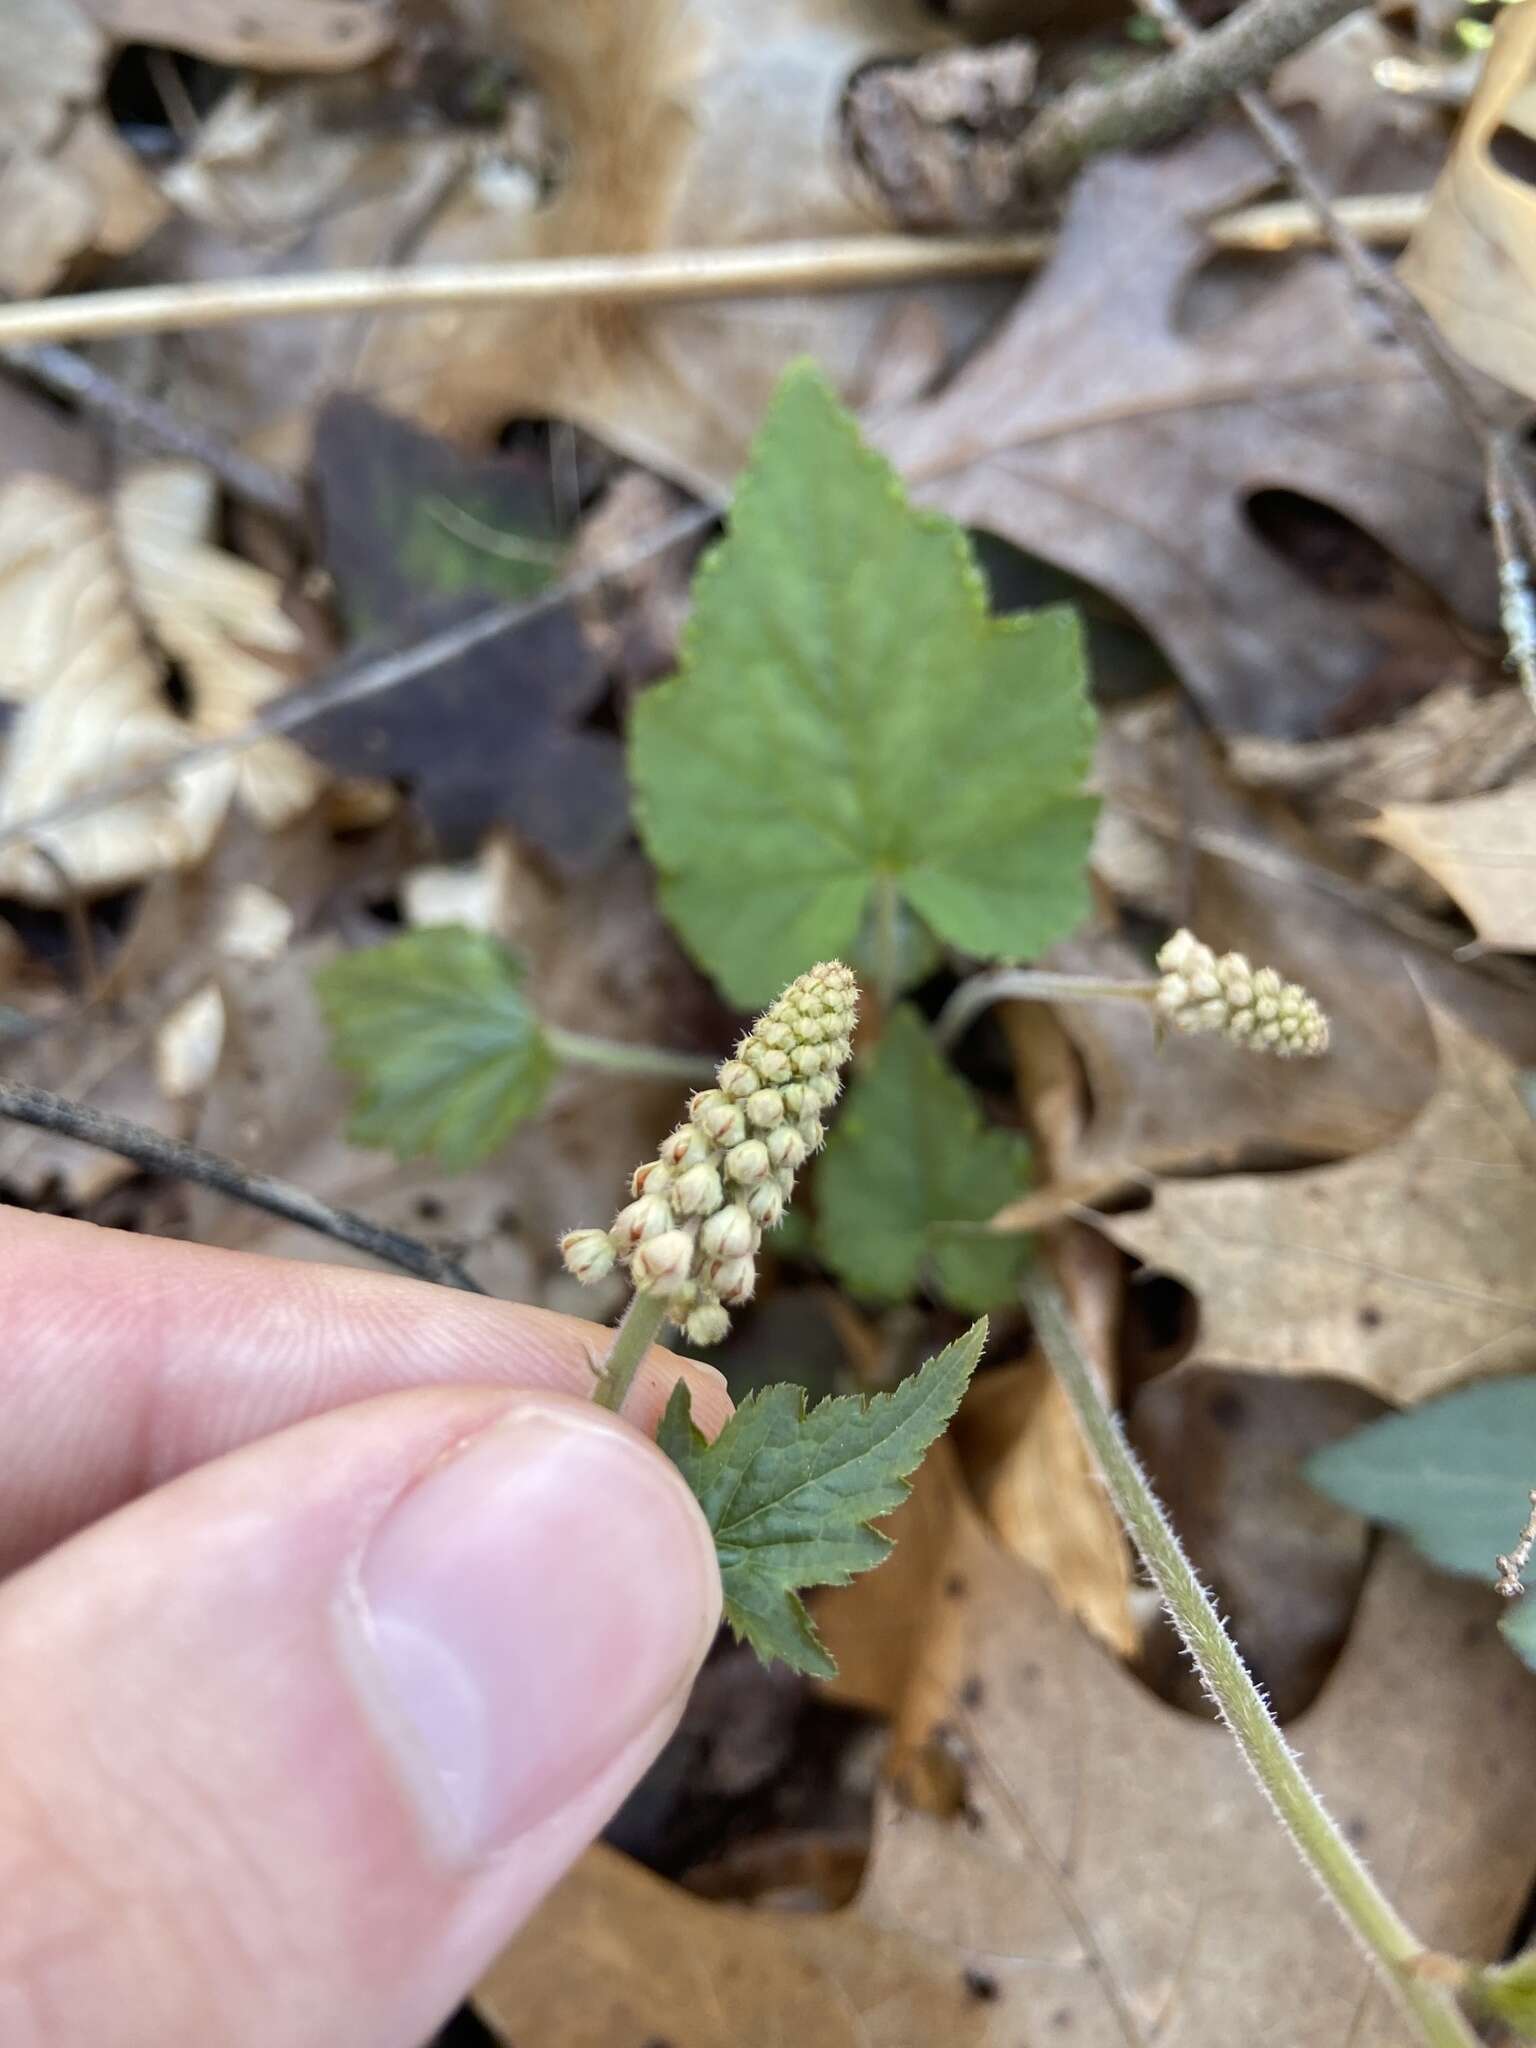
[562,962,857,1356]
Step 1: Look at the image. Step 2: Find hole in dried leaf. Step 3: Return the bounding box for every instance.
[1243,489,1396,601]
[105,45,233,168]
[1489,122,1536,191]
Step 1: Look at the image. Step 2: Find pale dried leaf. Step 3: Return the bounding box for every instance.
[218,882,293,964]
[79,0,392,69]
[115,463,322,830]
[1366,777,1536,951]
[0,0,164,293]
[1101,1008,1536,1402]
[154,981,226,1100]
[881,133,1492,736]
[0,475,232,899]
[1401,2,1536,400]
[478,1528,1536,2047]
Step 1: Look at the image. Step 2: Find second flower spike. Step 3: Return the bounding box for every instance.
[560,961,858,1345]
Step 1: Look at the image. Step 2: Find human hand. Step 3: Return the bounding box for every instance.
[0,1208,727,2047]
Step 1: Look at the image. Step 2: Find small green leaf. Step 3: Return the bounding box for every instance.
[316,926,557,1168]
[814,1005,1033,1310]
[1307,1378,1536,1670]
[660,1320,987,1676]
[629,362,1097,1007]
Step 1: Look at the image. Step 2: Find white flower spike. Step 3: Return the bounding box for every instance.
[1155,929,1329,1058]
[560,961,858,1343]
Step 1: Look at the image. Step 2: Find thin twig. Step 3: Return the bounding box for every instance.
[1486,441,1536,714]
[1023,1264,1482,2048]
[0,497,717,862]
[1496,1490,1536,1598]
[1014,0,1363,193]
[0,198,1427,352]
[0,239,1053,348]
[2,343,305,523]
[0,1079,486,1294]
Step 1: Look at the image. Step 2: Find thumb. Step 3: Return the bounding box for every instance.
[0,1384,719,2048]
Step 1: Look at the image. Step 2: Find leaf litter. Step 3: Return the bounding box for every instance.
[4,4,1536,2042]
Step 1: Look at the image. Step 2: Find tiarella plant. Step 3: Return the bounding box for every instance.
[314,361,1494,2047]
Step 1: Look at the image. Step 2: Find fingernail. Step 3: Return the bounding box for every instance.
[352,1400,718,1861]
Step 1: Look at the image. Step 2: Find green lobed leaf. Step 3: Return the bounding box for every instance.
[814,1004,1033,1311]
[1307,1377,1536,1671]
[315,925,557,1169]
[629,362,1098,1007]
[659,1319,988,1677]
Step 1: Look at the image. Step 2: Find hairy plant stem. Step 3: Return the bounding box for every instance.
[591,1290,669,1413]
[0,1079,485,1294]
[545,1028,713,1083]
[933,967,1159,1051]
[1022,1265,1482,2048]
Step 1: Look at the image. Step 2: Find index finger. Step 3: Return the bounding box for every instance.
[0,1207,729,1573]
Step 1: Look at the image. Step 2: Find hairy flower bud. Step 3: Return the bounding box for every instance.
[710,1254,757,1305]
[746,1180,785,1228]
[630,1158,671,1198]
[745,1087,785,1129]
[611,1195,673,1246]
[1155,930,1329,1058]
[661,1125,709,1169]
[559,1227,616,1285]
[691,1091,747,1147]
[724,1138,772,1185]
[685,1298,731,1347]
[631,1228,696,1295]
[717,1059,756,1100]
[766,1124,807,1172]
[700,1203,757,1260]
[671,1162,724,1216]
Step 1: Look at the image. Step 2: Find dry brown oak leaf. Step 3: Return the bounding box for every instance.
[1402,0,1536,403]
[1102,1006,1536,1403]
[476,1517,1536,2047]
[1366,776,1536,953]
[880,128,1493,738]
[346,0,1003,493]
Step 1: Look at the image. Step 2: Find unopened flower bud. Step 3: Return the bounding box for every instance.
[797,1115,825,1154]
[611,1195,673,1245]
[700,1203,756,1259]
[685,1298,731,1347]
[631,1229,695,1295]
[710,1254,757,1305]
[746,1181,785,1228]
[724,1138,772,1185]
[745,1087,784,1129]
[717,1060,756,1100]
[766,1124,807,1172]
[560,1227,616,1284]
[662,1125,709,1168]
[671,1162,724,1215]
[751,1045,794,1084]
[693,1095,746,1147]
[780,1083,809,1117]
[1155,929,1329,1058]
[631,1158,671,1197]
